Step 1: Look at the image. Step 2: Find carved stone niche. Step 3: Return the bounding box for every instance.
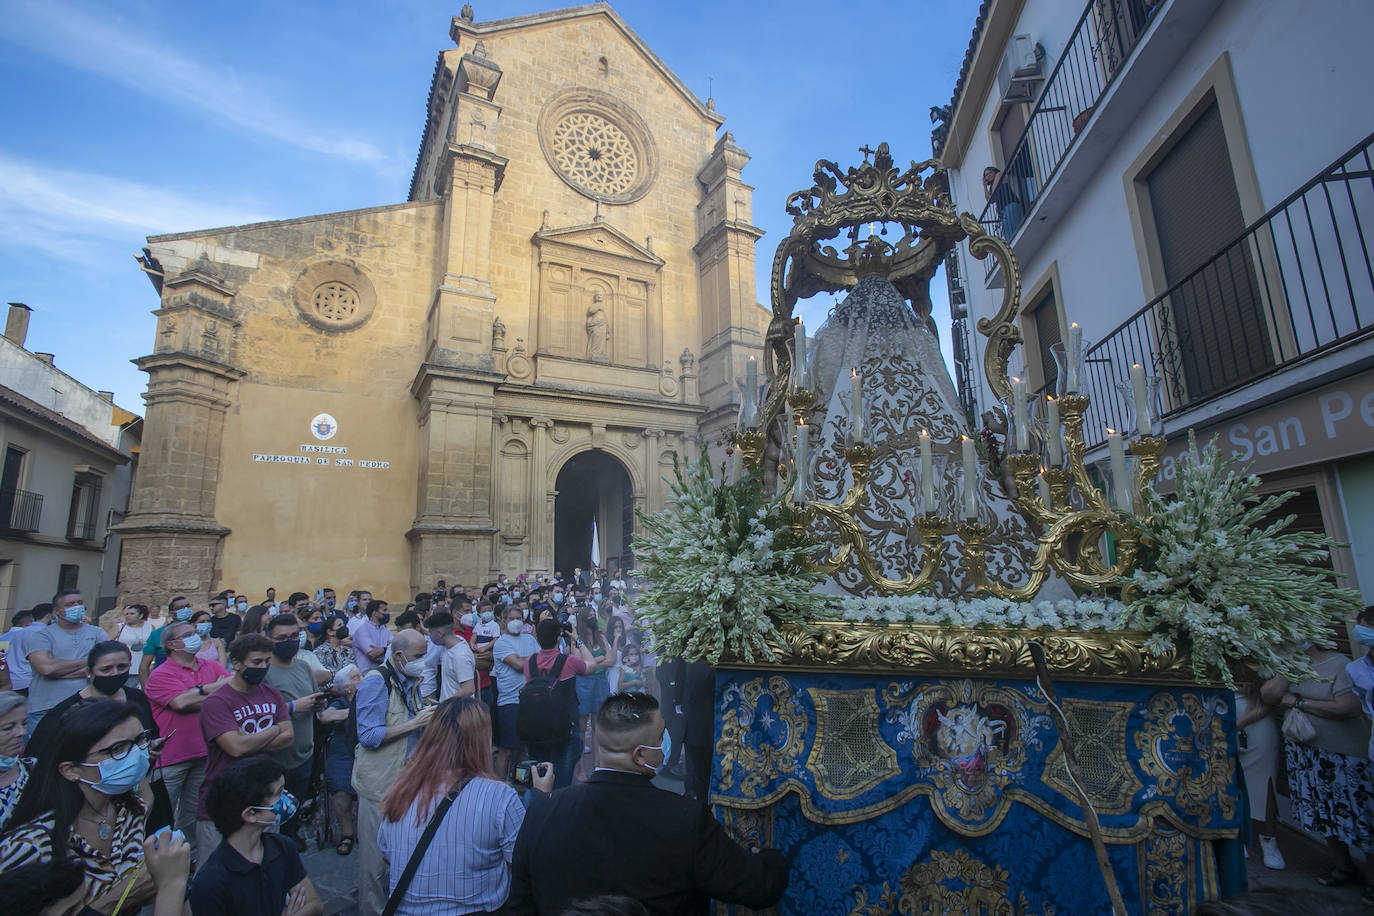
[530,222,664,370]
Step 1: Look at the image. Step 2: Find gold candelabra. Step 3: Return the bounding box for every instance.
[730,142,1170,600]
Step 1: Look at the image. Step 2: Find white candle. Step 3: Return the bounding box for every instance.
[1107,427,1131,512]
[792,319,809,390]
[740,357,758,429]
[849,368,865,443]
[1066,323,1082,394]
[729,447,743,484]
[1130,363,1151,437]
[1012,376,1029,452]
[962,435,978,520]
[794,421,809,502]
[1038,470,1051,506]
[919,429,934,515]
[1046,397,1062,466]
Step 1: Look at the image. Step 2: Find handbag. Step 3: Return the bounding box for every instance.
[1282,707,1317,744]
[381,776,473,916]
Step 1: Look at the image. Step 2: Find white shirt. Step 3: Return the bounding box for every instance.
[439,640,477,700]
[346,614,368,637]
[472,620,501,640]
[420,639,445,698]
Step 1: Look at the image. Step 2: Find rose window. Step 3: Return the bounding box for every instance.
[550,112,639,197]
[312,282,359,322]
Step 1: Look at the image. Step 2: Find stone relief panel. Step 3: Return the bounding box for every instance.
[499,436,529,543]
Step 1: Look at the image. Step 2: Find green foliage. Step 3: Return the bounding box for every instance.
[1123,432,1362,687]
[631,441,826,663]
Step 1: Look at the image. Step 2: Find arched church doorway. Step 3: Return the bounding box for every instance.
[553,450,634,580]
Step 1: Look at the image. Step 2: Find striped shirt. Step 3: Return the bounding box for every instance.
[376,776,526,915]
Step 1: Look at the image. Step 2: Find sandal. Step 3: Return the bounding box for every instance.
[1316,864,1360,887]
[336,835,355,856]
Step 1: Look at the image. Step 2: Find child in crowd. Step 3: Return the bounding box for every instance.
[618,644,647,694]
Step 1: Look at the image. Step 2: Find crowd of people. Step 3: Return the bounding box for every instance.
[0,569,786,916]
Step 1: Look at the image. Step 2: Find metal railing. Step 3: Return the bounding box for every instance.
[0,488,43,532]
[979,0,1154,272]
[1081,132,1374,447]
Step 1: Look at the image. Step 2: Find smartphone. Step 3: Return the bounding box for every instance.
[315,588,325,601]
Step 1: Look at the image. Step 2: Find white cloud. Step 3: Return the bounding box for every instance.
[0,0,388,166]
[0,151,264,261]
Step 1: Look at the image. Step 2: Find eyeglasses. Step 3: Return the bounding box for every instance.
[94,728,153,760]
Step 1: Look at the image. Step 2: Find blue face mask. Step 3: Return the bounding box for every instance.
[553,593,564,604]
[480,610,494,623]
[64,605,87,623]
[80,744,150,795]
[1354,624,1374,648]
[251,789,298,825]
[638,729,671,777]
[175,607,193,622]
[195,623,213,637]
[236,601,248,612]
[502,595,513,606]
[0,755,18,772]
[181,633,203,654]
[347,599,358,612]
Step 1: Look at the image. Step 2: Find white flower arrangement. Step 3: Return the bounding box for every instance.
[834,595,1129,631]
[1121,433,1362,688]
[632,442,827,663]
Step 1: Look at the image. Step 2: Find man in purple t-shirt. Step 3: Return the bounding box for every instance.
[352,600,393,673]
[196,633,293,856]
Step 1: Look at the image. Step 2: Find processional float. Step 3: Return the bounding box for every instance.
[709,145,1239,916]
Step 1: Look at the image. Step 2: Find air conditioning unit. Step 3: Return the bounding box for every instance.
[997,34,1043,104]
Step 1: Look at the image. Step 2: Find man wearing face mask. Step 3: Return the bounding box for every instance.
[145,620,232,861]
[352,599,393,674]
[197,634,294,857]
[139,596,193,688]
[191,757,324,916]
[209,594,242,644]
[262,614,324,850]
[508,691,789,915]
[353,627,435,916]
[492,604,541,779]
[347,590,374,637]
[25,589,108,735]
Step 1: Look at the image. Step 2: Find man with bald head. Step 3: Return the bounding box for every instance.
[509,691,790,915]
[353,624,435,915]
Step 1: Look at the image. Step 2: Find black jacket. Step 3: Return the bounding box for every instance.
[505,770,789,915]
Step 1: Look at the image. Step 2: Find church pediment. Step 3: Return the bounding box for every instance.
[533,222,664,270]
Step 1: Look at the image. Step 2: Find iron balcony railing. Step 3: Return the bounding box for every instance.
[0,488,43,533]
[1081,132,1374,448]
[978,0,1154,272]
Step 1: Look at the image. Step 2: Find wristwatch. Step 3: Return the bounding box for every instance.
[196,684,205,695]
[1296,696,1307,711]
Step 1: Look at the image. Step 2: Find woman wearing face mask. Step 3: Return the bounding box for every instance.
[188,610,227,665]
[0,700,159,912]
[318,665,362,856]
[240,605,270,637]
[26,642,162,769]
[314,619,355,673]
[0,691,32,831]
[1261,638,1371,891]
[110,606,155,684]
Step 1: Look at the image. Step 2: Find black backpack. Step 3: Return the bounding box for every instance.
[517,654,577,745]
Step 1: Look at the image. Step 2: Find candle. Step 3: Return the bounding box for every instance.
[962,435,978,520]
[728,447,743,485]
[1046,397,1062,466]
[1107,427,1131,513]
[1038,469,1051,506]
[849,368,865,443]
[794,421,809,502]
[1130,363,1151,437]
[740,357,758,429]
[1066,323,1082,394]
[1011,376,1029,452]
[919,429,934,515]
[792,318,809,390]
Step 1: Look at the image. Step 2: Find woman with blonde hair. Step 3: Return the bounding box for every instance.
[377,696,552,915]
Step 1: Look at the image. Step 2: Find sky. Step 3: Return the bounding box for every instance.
[0,0,981,411]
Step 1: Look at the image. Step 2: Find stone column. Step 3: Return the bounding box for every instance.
[527,417,554,576]
[114,260,243,608]
[642,428,666,514]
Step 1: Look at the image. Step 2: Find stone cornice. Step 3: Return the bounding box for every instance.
[110,515,231,537]
[135,352,246,381]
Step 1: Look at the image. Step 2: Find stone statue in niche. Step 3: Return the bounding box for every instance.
[491,315,506,350]
[586,292,610,362]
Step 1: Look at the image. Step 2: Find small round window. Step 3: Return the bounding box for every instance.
[293,262,376,332]
[312,282,360,322]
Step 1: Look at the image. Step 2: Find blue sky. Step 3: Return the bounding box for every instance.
[0,0,980,410]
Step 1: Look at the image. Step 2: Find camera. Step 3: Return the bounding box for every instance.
[511,759,537,788]
[557,609,572,627]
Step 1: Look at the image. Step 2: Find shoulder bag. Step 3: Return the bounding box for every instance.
[380,776,474,916]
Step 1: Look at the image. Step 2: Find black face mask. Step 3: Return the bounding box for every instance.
[91,673,126,696]
[241,666,268,686]
[272,639,300,661]
[377,613,391,626]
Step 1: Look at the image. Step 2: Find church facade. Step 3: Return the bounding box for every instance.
[115,4,767,605]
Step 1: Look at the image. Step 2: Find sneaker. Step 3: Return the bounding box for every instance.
[1259,834,1286,870]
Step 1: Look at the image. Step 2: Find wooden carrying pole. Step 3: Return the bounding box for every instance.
[1029,641,1128,916]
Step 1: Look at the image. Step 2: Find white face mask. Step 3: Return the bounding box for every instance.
[506,619,523,635]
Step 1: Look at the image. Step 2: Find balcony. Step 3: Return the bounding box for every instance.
[1081,132,1374,447]
[0,488,43,533]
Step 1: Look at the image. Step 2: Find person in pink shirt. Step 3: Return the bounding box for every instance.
[144,620,232,861]
[351,600,392,674]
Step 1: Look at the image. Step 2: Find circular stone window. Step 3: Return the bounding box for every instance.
[538,89,657,204]
[293,261,377,332]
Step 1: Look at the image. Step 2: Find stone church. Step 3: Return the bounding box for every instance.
[115,3,768,605]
